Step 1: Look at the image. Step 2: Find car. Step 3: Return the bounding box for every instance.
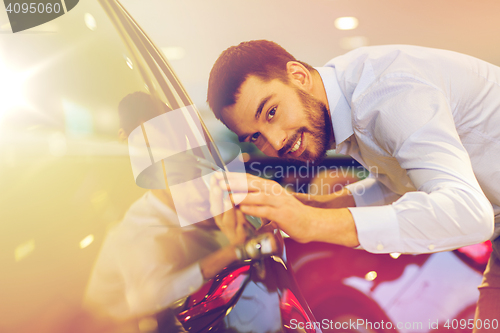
[0,0,320,332]
[286,239,489,333]
[0,1,490,332]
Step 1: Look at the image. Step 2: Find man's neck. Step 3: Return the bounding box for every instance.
[311,69,328,106]
[311,69,335,146]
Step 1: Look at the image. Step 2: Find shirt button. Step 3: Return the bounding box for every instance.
[428,244,435,251]
[377,244,384,251]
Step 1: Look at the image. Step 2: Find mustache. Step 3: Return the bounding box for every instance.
[278,127,308,157]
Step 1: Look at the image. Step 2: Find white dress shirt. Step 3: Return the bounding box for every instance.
[84,192,227,319]
[316,45,500,254]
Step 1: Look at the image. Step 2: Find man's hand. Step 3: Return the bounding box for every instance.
[221,173,360,247]
[210,174,253,245]
[292,188,356,209]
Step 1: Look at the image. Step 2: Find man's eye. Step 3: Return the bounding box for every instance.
[250,133,260,142]
[267,107,276,120]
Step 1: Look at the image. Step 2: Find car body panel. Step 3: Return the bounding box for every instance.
[287,240,483,333]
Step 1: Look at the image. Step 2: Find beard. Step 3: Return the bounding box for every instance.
[278,87,333,163]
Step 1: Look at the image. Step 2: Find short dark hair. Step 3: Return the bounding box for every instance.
[207,40,313,121]
[118,91,171,136]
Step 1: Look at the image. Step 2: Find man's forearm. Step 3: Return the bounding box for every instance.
[293,188,359,247]
[307,207,359,248]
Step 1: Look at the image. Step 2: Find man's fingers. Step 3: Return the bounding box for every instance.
[209,181,223,223]
[239,205,276,221]
[223,193,234,212]
[232,192,282,207]
[235,208,256,233]
[220,172,280,194]
[235,210,247,235]
[215,208,236,236]
[292,192,310,203]
[215,172,250,193]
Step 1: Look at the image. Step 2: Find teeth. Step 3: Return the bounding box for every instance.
[290,137,302,153]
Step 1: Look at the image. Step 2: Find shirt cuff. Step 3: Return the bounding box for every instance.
[348,205,400,253]
[346,177,401,207]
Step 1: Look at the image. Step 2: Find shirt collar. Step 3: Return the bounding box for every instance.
[315,66,353,148]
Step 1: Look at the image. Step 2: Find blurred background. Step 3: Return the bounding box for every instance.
[0,0,498,332]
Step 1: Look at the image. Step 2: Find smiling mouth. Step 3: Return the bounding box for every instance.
[286,131,304,157]
[289,136,302,153]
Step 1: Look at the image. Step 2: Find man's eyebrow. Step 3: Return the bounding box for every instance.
[255,94,274,120]
[237,94,275,143]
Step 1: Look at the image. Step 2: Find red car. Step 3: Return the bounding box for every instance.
[0,1,490,332]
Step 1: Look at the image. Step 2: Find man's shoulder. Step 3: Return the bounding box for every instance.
[326,45,458,64]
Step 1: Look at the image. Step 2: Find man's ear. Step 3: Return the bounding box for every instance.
[286,61,313,91]
[118,128,128,143]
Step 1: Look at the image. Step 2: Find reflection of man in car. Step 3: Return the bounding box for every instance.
[84,92,250,320]
[207,41,500,328]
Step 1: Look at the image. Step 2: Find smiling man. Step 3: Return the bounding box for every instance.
[207,40,500,329]
[222,72,332,162]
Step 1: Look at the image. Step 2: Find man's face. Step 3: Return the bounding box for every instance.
[222,75,332,163]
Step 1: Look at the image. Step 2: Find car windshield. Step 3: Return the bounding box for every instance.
[0,0,252,330]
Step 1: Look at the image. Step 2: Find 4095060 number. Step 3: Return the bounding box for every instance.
[444,319,498,330]
[6,2,61,14]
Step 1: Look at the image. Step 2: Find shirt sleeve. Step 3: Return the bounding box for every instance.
[348,75,494,254]
[345,174,402,206]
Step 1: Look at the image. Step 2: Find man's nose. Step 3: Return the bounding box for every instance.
[263,128,287,152]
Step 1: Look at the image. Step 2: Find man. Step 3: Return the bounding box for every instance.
[84,92,252,321]
[207,41,500,328]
